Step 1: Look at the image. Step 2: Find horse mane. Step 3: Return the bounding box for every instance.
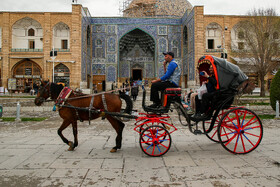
[50,83,64,99]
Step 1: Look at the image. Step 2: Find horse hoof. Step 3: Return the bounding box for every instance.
[68,141,74,151]
[110,148,117,153]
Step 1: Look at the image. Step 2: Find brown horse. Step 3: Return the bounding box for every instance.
[34,81,132,152]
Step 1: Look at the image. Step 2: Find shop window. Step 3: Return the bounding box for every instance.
[54,63,70,86]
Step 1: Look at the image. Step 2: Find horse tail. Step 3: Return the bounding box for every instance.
[119,91,133,114]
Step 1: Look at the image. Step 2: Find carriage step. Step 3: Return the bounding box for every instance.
[193,130,203,135]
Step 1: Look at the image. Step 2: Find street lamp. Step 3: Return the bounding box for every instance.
[50,29,57,82]
[217,26,228,59]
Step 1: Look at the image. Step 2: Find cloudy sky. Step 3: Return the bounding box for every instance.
[0,0,280,17]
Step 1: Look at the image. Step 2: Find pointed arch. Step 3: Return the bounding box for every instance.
[12,17,43,50]
[118,28,156,80]
[12,59,42,93]
[205,22,223,50]
[53,22,70,51]
[54,63,70,86]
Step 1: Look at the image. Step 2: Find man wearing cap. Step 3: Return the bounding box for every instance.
[149,51,181,108]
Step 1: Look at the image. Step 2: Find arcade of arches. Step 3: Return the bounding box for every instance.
[11,60,70,93]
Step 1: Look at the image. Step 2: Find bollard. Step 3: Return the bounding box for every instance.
[16,101,21,121]
[0,105,2,118]
[276,100,279,118]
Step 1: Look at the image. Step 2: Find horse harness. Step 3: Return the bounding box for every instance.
[54,87,113,124]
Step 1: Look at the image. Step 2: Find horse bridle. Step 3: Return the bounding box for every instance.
[38,82,53,102]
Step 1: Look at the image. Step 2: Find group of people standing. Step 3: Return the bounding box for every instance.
[111,79,146,101]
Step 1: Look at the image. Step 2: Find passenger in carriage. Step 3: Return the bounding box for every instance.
[192,65,217,118]
[148,51,181,108]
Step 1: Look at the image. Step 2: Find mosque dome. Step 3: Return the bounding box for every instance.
[123,0,193,18]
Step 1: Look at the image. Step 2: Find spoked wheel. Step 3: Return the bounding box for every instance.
[203,109,229,143]
[217,107,263,154]
[140,125,172,157]
[139,120,166,145]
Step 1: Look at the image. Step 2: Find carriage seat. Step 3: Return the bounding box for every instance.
[208,89,235,111]
[162,88,181,107]
[144,88,181,114]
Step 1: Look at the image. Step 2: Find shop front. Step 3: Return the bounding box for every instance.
[12,60,41,93]
[54,63,70,86]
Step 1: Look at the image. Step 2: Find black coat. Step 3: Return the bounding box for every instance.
[131,86,139,96]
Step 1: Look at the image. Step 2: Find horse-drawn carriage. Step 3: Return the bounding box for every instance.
[35,55,263,157]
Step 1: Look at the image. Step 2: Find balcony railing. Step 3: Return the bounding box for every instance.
[54,48,70,52]
[11,48,43,52]
[11,48,70,52]
[206,49,223,53]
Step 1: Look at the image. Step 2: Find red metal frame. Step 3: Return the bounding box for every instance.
[133,113,177,135]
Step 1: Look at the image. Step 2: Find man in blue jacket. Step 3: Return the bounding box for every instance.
[149,51,181,108]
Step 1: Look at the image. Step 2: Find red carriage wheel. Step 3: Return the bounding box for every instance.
[203,109,229,143]
[139,120,167,145]
[217,107,263,154]
[140,125,171,157]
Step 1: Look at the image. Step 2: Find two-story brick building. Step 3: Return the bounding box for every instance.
[0,1,278,93]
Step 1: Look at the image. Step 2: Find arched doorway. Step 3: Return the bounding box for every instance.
[119,28,155,82]
[13,59,41,93]
[54,63,70,86]
[132,69,142,80]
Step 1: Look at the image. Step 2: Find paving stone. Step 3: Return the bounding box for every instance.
[83,169,122,186]
[50,168,88,179]
[169,166,232,181]
[0,94,279,186]
[49,158,104,169]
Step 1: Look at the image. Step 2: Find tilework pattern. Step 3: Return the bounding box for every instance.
[107,65,116,82]
[81,14,92,81]
[92,64,105,75]
[89,14,195,82]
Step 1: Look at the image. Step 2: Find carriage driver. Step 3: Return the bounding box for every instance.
[149,51,181,108]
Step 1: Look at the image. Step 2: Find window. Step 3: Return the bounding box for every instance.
[28,28,35,36]
[238,31,244,39]
[61,40,68,49]
[273,32,279,40]
[29,40,35,49]
[208,39,214,49]
[264,32,269,39]
[238,42,244,50]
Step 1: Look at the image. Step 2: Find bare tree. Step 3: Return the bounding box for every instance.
[232,8,280,96]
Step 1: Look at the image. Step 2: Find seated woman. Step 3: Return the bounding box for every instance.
[193,65,217,118]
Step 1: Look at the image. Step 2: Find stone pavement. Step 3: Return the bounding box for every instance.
[0,93,279,187]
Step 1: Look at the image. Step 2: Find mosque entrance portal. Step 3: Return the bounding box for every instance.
[132,69,142,81]
[119,28,155,82]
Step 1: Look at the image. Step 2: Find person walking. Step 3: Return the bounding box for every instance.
[131,81,139,101]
